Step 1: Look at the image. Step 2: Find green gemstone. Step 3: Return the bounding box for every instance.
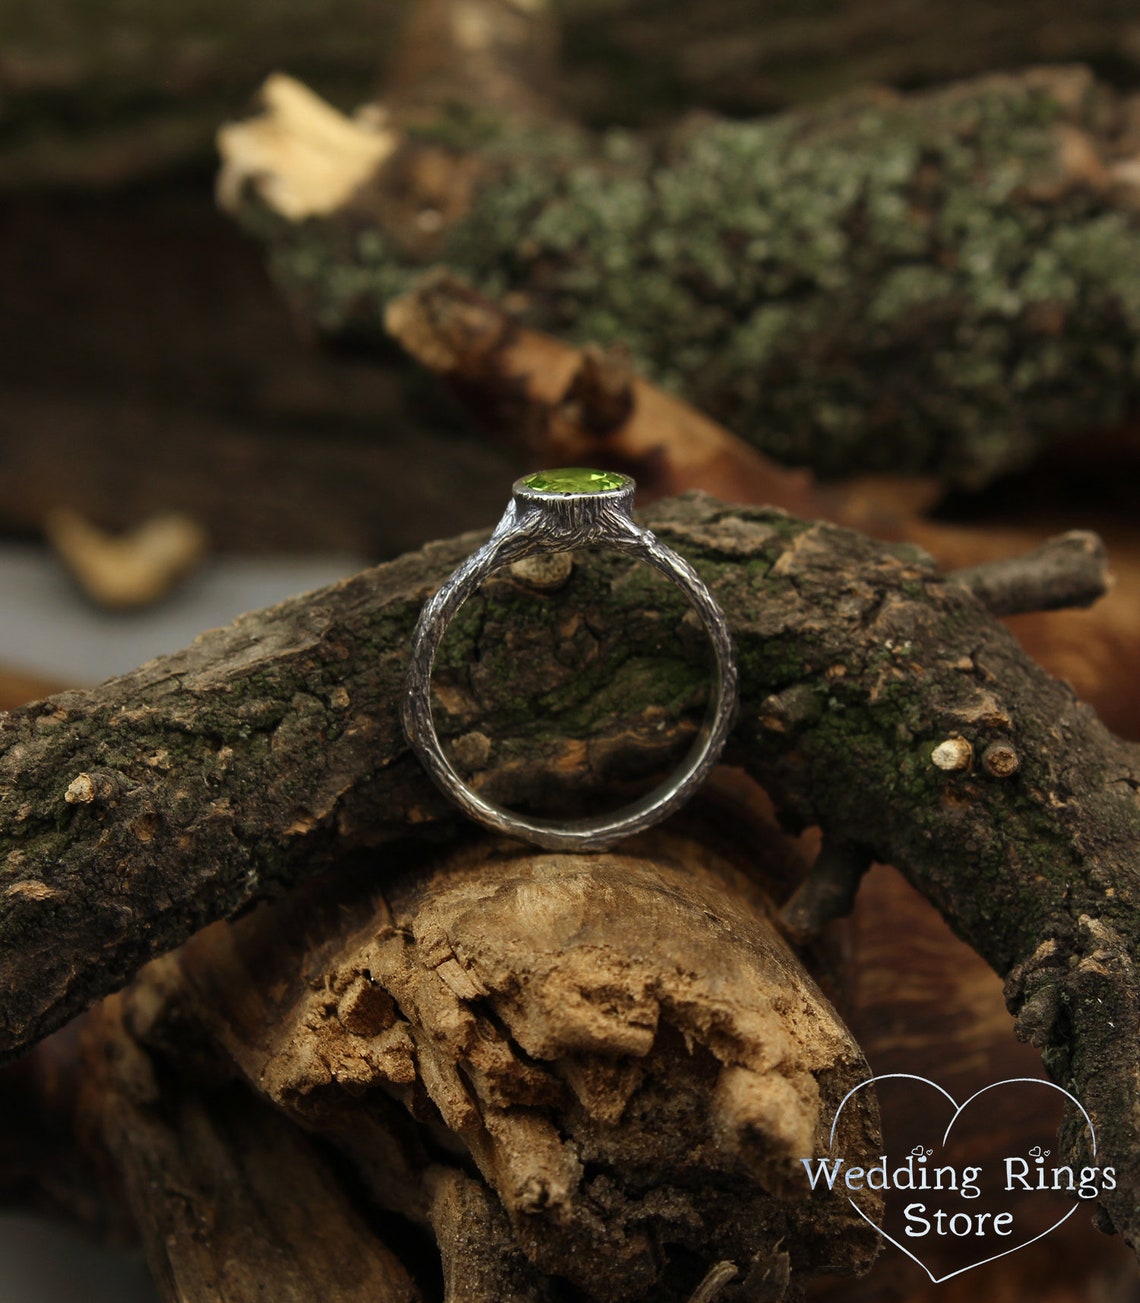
[523,468,627,494]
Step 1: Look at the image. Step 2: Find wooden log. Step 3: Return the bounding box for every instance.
[107,831,882,1299]
[17,814,1133,1297]
[223,65,1140,486]
[79,995,422,1302]
[1,493,1139,1252]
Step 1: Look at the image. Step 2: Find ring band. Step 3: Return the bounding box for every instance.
[402,468,738,850]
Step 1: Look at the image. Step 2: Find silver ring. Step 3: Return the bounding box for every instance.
[401,468,738,850]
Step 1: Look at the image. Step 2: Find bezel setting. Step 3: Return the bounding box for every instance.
[518,468,632,497]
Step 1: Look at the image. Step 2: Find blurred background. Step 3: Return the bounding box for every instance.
[4,0,1140,1298]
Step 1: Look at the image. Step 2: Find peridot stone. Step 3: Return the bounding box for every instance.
[523,468,627,494]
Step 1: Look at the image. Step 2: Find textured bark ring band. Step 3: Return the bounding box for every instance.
[402,468,738,850]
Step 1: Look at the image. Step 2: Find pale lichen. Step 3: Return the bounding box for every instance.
[243,68,1140,485]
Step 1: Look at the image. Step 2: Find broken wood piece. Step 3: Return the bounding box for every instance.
[45,508,209,610]
[216,74,397,221]
[131,831,883,1298]
[17,807,1125,1299]
[79,995,421,1303]
[384,268,823,512]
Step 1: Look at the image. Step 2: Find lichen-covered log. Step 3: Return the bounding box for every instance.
[116,832,881,1299]
[223,65,1140,485]
[1,494,1139,1250]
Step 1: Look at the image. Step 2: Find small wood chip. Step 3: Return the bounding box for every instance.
[45,508,209,610]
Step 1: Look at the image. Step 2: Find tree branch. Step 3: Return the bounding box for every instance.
[222,64,1140,486]
[949,529,1111,616]
[1,494,1138,1247]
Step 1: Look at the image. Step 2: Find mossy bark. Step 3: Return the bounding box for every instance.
[234,67,1140,485]
[1,493,1139,1247]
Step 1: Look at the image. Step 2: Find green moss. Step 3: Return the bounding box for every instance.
[549,653,706,733]
[434,594,489,673]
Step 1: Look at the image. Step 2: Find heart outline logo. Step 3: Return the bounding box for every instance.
[828,1074,1097,1284]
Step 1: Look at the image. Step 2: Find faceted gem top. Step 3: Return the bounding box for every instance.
[522,468,629,494]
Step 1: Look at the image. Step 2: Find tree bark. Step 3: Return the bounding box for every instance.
[2,493,1139,1250]
[223,65,1140,486]
[80,996,423,1302]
